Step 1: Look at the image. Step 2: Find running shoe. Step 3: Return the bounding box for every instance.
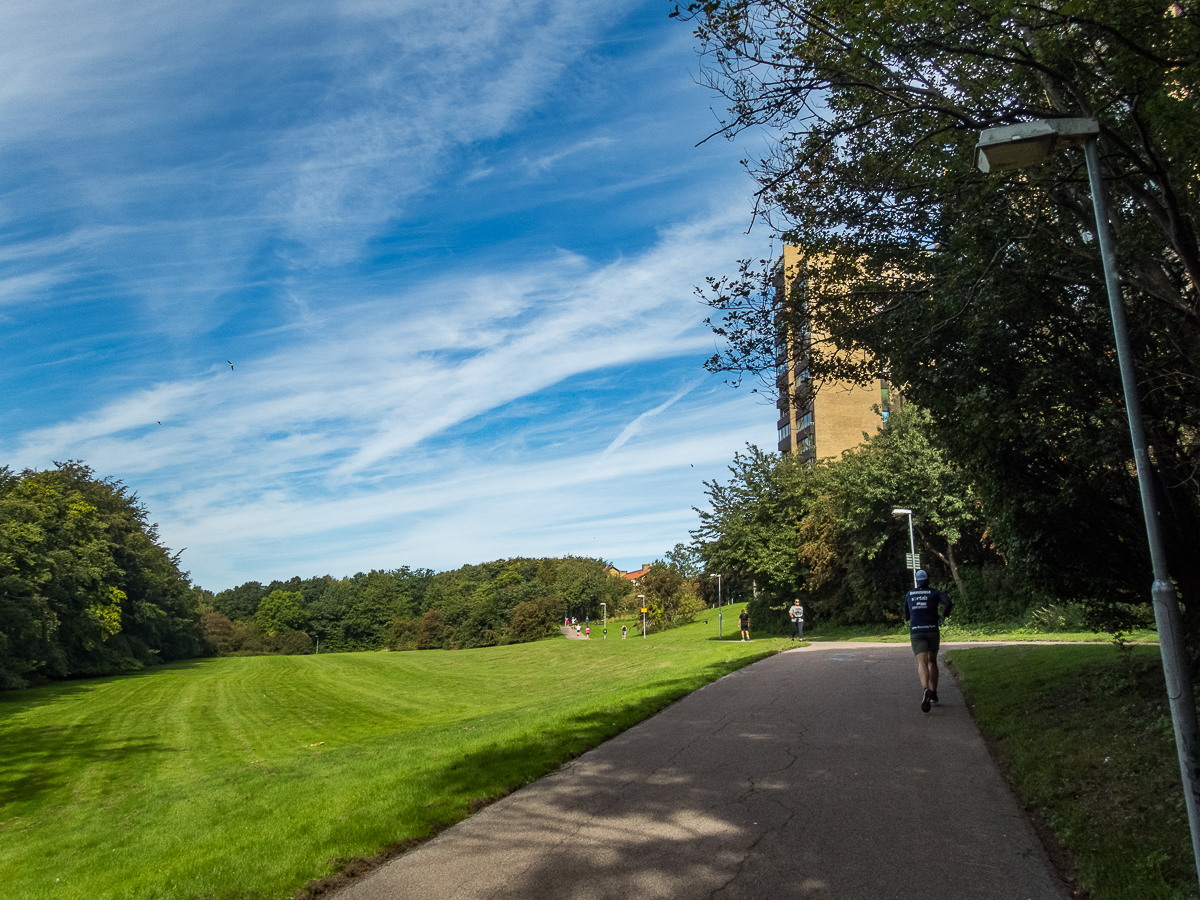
[921,688,933,713]
[931,691,939,705]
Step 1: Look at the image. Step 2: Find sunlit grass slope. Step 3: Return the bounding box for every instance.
[0,608,784,900]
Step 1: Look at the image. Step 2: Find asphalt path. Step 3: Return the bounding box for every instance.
[338,642,1071,900]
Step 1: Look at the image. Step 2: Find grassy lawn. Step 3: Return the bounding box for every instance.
[949,643,1198,900]
[0,607,787,900]
[807,620,1158,644]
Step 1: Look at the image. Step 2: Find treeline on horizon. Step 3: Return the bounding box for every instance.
[0,460,711,690]
[201,548,711,657]
[201,556,632,657]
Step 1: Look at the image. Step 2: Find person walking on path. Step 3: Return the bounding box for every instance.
[621,624,627,639]
[903,569,953,712]
[787,600,804,640]
[738,609,750,641]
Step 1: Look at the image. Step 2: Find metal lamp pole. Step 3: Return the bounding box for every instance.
[709,573,723,637]
[601,602,606,640]
[977,117,1200,885]
[638,595,646,639]
[892,508,918,587]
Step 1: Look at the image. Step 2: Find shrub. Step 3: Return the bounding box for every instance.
[949,565,1038,624]
[505,596,565,644]
[202,612,234,654]
[417,609,449,649]
[265,628,313,655]
[1026,603,1089,633]
[384,617,420,651]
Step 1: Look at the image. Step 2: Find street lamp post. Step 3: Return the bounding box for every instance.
[638,595,646,639]
[892,508,918,588]
[601,602,606,640]
[977,117,1200,884]
[709,573,723,637]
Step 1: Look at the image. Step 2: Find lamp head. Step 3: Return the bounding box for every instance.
[892,508,912,516]
[975,118,1099,173]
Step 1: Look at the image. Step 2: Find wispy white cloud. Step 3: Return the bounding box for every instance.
[0,1,771,588]
[6,196,766,586]
[602,383,700,457]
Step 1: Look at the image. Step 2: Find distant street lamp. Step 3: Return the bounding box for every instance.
[976,117,1200,886]
[638,594,646,639]
[601,602,607,640]
[709,573,723,637]
[892,508,918,587]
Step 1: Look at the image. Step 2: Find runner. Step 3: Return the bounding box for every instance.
[738,609,750,641]
[903,569,953,712]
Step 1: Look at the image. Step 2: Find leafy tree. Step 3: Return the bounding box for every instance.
[695,407,996,628]
[680,0,1200,646]
[505,596,566,644]
[212,581,266,622]
[202,611,235,654]
[0,462,202,687]
[693,445,815,596]
[384,616,421,651]
[550,557,630,621]
[797,405,993,623]
[637,563,706,630]
[255,590,309,635]
[417,609,450,649]
[663,543,703,577]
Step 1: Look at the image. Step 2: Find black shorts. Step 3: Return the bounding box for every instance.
[910,630,940,656]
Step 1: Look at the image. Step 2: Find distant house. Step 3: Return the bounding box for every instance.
[605,563,652,583]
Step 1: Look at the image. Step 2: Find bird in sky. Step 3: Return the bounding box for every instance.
[227,360,234,371]
[157,421,161,425]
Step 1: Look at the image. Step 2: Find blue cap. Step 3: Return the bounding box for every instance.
[915,569,928,584]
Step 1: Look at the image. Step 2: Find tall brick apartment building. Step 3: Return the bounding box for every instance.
[773,245,897,461]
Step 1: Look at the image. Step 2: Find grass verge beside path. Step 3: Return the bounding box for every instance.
[949,644,1198,900]
[807,622,1158,644]
[0,608,785,900]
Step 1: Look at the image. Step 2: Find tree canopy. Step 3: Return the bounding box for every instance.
[694,404,1000,630]
[0,462,203,688]
[680,0,1200,648]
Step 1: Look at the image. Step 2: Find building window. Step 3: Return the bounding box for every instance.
[799,412,813,429]
[778,423,792,442]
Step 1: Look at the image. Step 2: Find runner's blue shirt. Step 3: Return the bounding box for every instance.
[904,587,952,632]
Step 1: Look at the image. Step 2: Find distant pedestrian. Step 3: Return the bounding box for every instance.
[788,600,804,640]
[903,570,953,712]
[585,626,590,638]
[739,609,750,641]
[576,623,581,633]
[621,624,627,639]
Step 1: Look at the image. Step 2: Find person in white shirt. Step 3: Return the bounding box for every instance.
[788,600,804,640]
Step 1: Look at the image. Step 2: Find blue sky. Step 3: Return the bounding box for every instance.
[0,0,775,590]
